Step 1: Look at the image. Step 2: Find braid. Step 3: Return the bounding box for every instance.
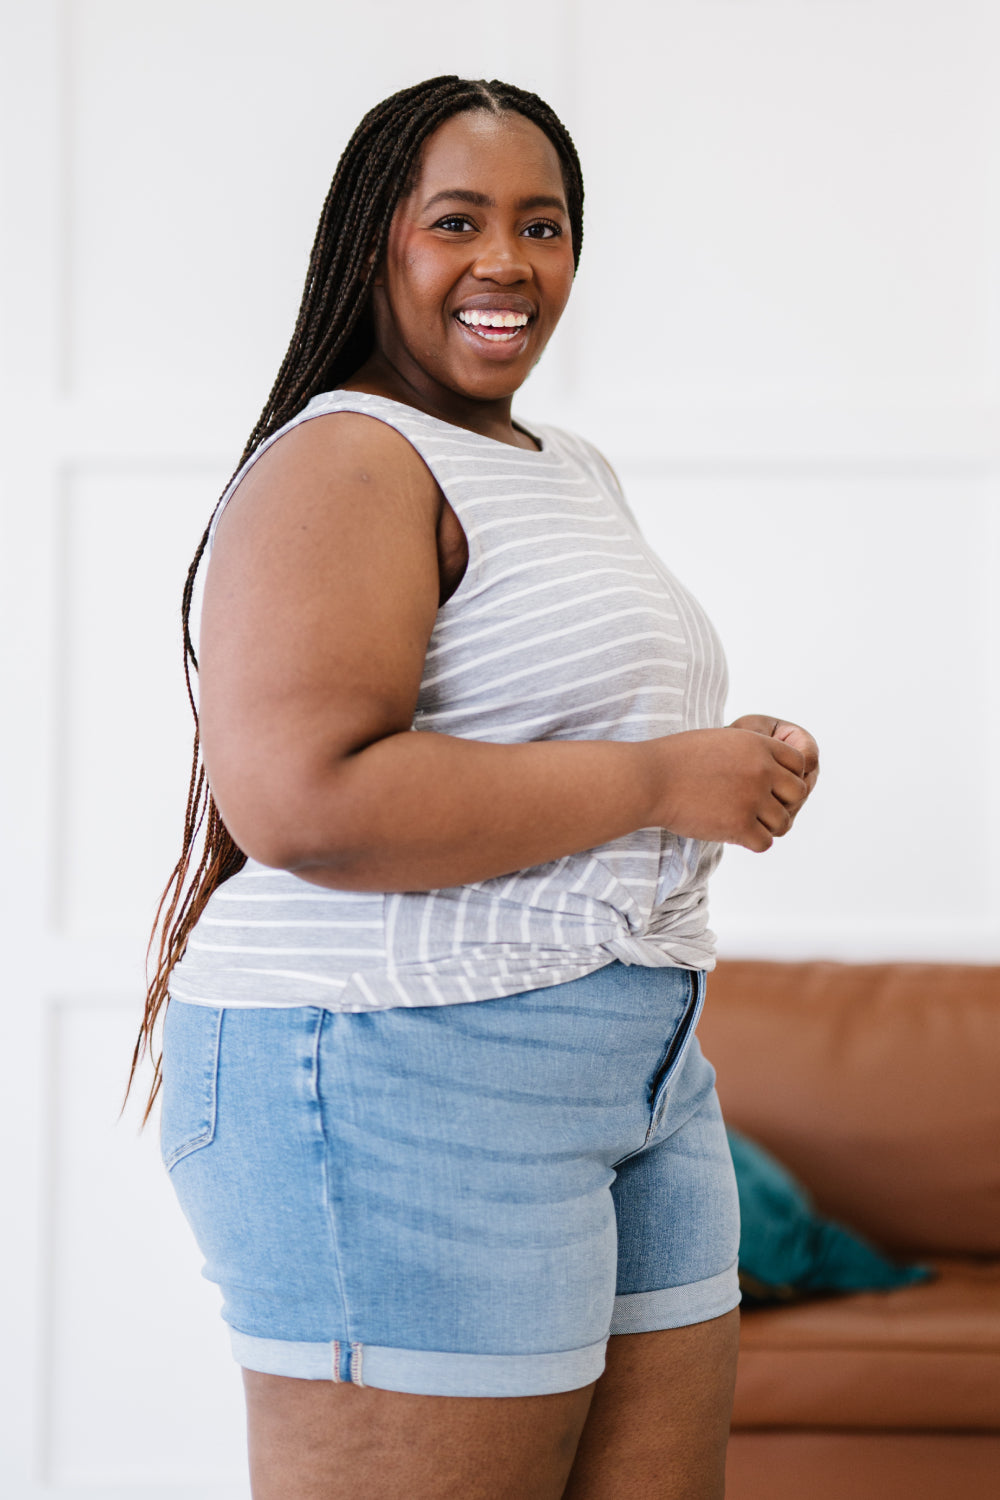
[129,77,585,1120]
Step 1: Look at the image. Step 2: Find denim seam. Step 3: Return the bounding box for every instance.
[313,1011,354,1346]
[351,1341,365,1387]
[161,1006,224,1170]
[163,1126,213,1172]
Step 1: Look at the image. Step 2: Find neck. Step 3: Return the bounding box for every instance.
[341,352,537,451]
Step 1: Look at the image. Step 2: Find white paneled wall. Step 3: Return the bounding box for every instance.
[2,2,998,1494]
[56,469,222,940]
[45,1004,245,1490]
[574,0,999,409]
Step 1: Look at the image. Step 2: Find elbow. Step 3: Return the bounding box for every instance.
[207,794,298,872]
[207,764,361,880]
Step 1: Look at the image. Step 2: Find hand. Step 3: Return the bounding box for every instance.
[648,727,810,852]
[727,714,819,822]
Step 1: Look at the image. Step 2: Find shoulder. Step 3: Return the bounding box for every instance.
[241,406,438,502]
[214,405,442,549]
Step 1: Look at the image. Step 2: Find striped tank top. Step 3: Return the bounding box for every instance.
[169,390,729,1011]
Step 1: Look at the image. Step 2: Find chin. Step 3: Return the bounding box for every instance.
[450,363,531,402]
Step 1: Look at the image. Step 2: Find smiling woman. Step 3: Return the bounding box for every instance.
[132,76,818,1500]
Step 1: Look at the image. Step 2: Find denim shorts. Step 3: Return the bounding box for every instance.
[160,962,740,1398]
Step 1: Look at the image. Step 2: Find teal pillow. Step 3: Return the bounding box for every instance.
[727,1128,933,1305]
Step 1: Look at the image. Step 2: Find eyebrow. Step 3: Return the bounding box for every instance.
[421,189,568,214]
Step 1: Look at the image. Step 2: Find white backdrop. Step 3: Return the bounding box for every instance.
[2,1,998,1494]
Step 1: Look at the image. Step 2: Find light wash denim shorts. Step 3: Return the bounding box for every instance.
[160,962,740,1398]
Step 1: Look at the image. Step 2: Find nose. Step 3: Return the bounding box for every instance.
[470,230,532,284]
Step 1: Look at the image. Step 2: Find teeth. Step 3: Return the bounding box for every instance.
[458,309,529,329]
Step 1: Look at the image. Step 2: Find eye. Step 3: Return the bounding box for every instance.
[523,220,562,239]
[434,214,476,233]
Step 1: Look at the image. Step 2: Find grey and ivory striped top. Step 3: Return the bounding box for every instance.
[169,390,729,1011]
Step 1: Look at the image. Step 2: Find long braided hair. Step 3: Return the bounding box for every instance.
[129,76,584,1117]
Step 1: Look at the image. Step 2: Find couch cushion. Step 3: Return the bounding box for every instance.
[726,1432,1000,1500]
[731,1259,1000,1431]
[699,961,1000,1256]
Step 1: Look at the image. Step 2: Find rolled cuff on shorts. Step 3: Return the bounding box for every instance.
[610,1261,741,1336]
[230,1263,741,1397]
[230,1328,609,1396]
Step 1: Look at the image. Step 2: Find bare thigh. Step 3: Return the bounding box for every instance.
[242,1369,595,1500]
[563,1310,741,1500]
[241,1311,739,1500]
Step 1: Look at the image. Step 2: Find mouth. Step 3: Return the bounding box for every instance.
[454,308,533,344]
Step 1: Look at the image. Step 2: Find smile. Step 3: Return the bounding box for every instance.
[455,309,531,343]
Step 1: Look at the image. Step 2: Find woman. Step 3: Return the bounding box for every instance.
[136,76,818,1499]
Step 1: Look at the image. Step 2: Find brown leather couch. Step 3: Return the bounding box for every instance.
[697,960,1000,1500]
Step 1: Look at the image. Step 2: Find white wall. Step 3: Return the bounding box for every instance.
[2,2,998,1494]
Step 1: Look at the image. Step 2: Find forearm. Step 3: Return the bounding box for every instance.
[254,730,662,892]
[211,716,809,887]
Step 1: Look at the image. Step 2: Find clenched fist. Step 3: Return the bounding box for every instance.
[642,716,819,852]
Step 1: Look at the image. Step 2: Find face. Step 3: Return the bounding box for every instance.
[369,109,576,410]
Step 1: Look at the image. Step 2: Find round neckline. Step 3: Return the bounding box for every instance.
[331,389,547,455]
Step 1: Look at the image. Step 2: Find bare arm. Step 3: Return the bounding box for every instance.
[198,415,809,892]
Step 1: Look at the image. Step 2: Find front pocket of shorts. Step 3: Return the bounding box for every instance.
[159,1002,223,1171]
